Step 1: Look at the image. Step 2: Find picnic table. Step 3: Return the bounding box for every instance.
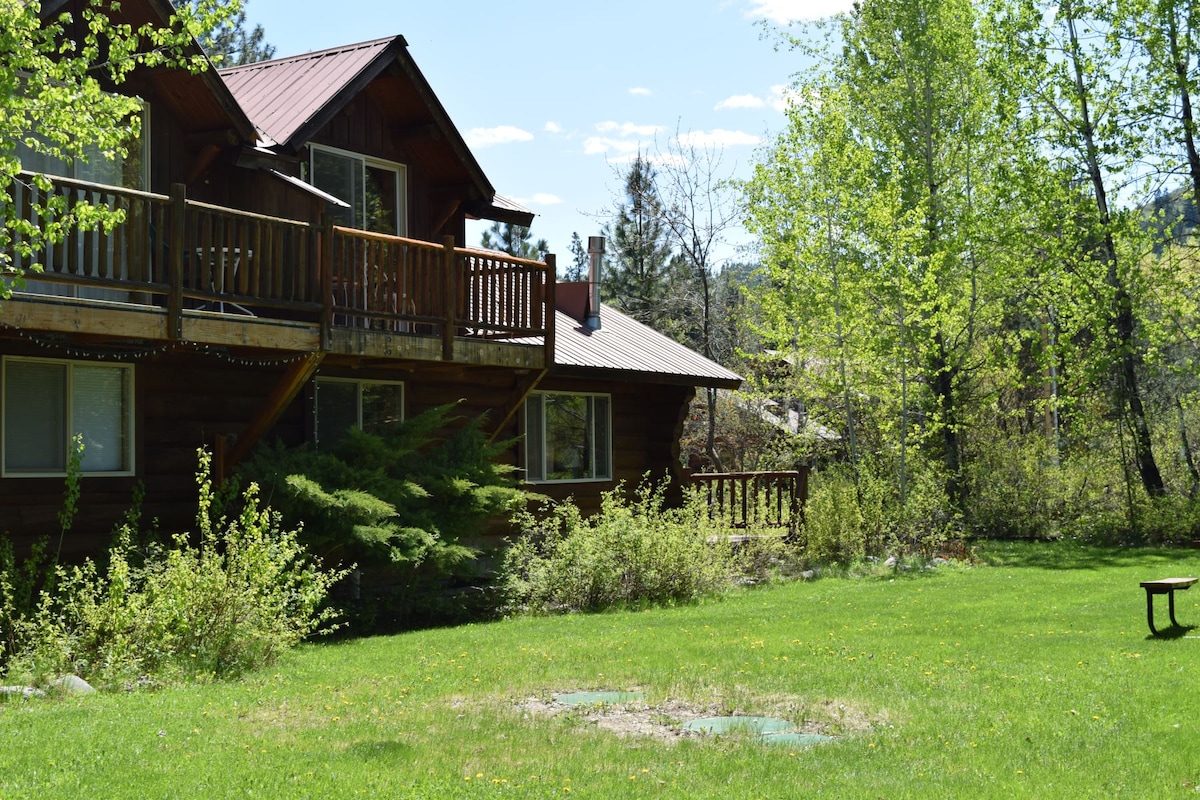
[1139,577,1197,636]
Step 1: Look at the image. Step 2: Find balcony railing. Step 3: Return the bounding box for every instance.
[685,469,810,535]
[5,174,555,362]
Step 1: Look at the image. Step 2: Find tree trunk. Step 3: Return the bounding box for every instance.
[1066,5,1165,497]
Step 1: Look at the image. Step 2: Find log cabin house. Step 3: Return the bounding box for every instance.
[0,0,741,556]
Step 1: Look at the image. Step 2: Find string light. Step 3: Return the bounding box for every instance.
[0,324,314,368]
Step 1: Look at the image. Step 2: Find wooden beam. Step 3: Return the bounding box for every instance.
[225,351,325,470]
[0,297,168,339]
[184,144,222,186]
[487,368,548,444]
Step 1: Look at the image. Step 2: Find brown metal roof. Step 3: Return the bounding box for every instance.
[220,37,399,148]
[552,305,742,389]
[218,36,532,226]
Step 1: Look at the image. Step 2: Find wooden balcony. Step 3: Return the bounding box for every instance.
[3,174,555,369]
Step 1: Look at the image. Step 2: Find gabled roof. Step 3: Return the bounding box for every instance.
[219,36,533,227]
[42,0,257,144]
[220,37,399,149]
[552,304,742,389]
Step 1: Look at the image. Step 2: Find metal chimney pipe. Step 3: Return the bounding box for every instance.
[586,235,605,330]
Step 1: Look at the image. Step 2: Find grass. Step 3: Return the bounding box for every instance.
[4,540,1200,798]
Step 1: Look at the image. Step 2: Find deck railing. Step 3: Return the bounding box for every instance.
[686,469,810,534]
[6,174,554,360]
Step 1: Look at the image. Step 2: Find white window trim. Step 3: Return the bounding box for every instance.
[1,356,136,478]
[308,144,408,237]
[524,390,613,485]
[314,376,405,448]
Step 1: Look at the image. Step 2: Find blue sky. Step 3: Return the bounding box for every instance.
[243,0,854,263]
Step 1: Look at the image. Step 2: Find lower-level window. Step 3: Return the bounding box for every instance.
[315,377,404,449]
[524,391,611,483]
[2,357,134,476]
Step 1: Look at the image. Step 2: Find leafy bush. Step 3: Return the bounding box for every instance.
[502,480,739,614]
[800,462,957,565]
[801,466,869,564]
[239,404,534,630]
[3,450,346,688]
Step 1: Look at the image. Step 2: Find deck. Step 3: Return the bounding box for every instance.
[3,174,555,369]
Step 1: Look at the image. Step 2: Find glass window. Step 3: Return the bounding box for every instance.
[2,358,134,476]
[15,103,148,190]
[524,392,612,483]
[309,146,406,236]
[315,378,404,449]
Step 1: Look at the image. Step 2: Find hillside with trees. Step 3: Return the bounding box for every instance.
[736,0,1200,546]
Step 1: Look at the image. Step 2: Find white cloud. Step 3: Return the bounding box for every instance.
[675,129,763,148]
[744,0,855,24]
[531,193,563,205]
[629,87,653,96]
[769,83,804,112]
[583,136,647,157]
[715,93,766,111]
[464,125,534,147]
[544,121,564,134]
[595,121,661,137]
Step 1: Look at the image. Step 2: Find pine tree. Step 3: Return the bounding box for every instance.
[479,222,549,261]
[601,155,674,328]
[191,0,275,66]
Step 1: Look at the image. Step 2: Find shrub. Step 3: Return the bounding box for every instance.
[3,450,347,689]
[799,462,957,565]
[502,480,739,614]
[241,404,531,572]
[239,404,537,631]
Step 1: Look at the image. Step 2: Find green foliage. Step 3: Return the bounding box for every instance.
[240,404,533,630]
[502,480,739,614]
[479,222,549,261]
[3,450,345,688]
[242,404,528,571]
[0,537,53,672]
[601,154,678,328]
[800,462,955,565]
[188,0,275,66]
[1,0,241,293]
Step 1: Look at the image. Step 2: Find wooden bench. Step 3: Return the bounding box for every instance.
[1139,577,1197,636]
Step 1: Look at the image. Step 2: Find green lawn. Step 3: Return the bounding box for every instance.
[3,541,1200,798]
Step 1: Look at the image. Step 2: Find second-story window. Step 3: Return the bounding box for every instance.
[309,145,407,236]
[16,102,149,190]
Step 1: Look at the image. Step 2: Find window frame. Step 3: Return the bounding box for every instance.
[1,356,136,478]
[15,98,150,190]
[307,144,408,237]
[524,390,613,484]
[314,376,405,449]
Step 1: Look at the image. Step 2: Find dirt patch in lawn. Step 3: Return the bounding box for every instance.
[515,691,884,743]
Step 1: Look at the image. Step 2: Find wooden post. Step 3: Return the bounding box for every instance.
[319,215,334,349]
[441,235,456,361]
[543,254,556,368]
[167,183,186,339]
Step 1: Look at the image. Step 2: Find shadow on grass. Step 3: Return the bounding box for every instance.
[976,539,1198,571]
[1144,624,1198,641]
[343,740,415,761]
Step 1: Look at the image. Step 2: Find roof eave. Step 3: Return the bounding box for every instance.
[550,364,743,390]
